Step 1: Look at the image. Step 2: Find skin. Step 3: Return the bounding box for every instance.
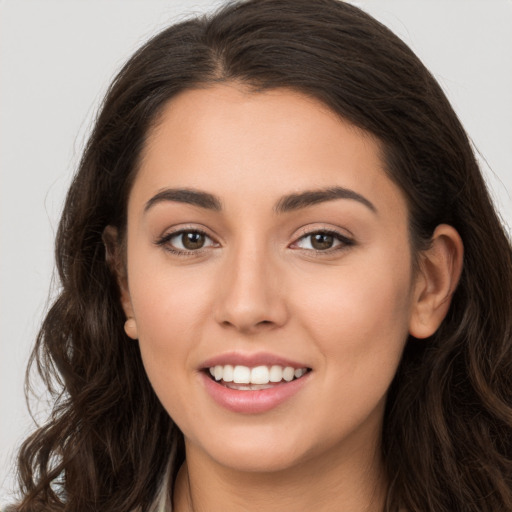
[115,84,463,511]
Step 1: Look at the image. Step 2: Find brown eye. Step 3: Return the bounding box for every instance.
[181,231,206,250]
[159,229,217,253]
[293,230,353,252]
[310,233,334,250]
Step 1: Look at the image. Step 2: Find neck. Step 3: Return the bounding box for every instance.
[173,436,387,512]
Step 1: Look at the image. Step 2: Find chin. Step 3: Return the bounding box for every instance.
[190,427,314,474]
[211,447,307,474]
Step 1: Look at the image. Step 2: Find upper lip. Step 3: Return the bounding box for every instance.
[200,352,310,370]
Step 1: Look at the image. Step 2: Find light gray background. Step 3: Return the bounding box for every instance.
[1,0,511,505]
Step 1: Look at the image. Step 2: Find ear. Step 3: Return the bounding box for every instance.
[409,224,464,339]
[102,225,138,339]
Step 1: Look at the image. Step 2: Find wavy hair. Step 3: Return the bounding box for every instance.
[11,0,512,510]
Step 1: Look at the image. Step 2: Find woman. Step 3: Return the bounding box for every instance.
[9,0,512,510]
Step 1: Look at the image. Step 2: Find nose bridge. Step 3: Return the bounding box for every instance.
[214,234,287,332]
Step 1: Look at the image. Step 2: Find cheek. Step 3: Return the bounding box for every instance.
[293,252,413,377]
[129,275,208,426]
[127,261,215,395]
[129,259,212,336]
[287,259,413,439]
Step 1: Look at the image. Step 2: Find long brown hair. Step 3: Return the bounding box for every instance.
[12,1,512,510]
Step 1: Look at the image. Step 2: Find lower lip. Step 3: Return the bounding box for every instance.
[200,371,310,414]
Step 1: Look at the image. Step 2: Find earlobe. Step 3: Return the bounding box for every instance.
[409,224,464,339]
[102,225,137,337]
[124,318,138,339]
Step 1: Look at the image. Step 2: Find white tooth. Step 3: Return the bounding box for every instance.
[225,383,275,391]
[233,365,251,384]
[283,366,295,382]
[209,367,215,377]
[250,366,270,384]
[269,365,283,382]
[294,368,306,378]
[223,364,234,382]
[214,365,223,381]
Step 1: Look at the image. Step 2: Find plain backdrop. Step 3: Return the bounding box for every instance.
[1,0,511,505]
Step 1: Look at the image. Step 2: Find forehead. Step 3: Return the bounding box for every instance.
[132,85,406,220]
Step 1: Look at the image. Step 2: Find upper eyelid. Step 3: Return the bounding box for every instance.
[158,224,217,239]
[293,225,354,241]
[296,232,352,243]
[290,227,355,250]
[155,224,353,247]
[155,227,218,248]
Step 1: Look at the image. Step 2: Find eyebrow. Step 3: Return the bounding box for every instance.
[274,186,377,214]
[144,186,376,214]
[144,188,222,212]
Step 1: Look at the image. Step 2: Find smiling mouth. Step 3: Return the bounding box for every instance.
[206,364,311,390]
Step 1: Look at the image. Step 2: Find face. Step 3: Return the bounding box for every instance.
[121,85,419,473]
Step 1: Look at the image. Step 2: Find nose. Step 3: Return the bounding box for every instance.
[213,243,289,334]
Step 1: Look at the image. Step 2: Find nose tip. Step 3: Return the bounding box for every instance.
[213,255,288,334]
[218,305,281,334]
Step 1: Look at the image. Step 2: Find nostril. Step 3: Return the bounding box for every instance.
[220,319,275,330]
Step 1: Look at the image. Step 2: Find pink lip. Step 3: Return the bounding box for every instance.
[199,352,312,414]
[200,371,311,414]
[200,352,308,370]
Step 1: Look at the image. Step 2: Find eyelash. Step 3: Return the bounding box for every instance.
[155,228,217,256]
[155,228,354,256]
[291,229,354,254]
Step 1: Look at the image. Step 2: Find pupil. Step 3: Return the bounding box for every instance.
[312,233,333,250]
[183,232,205,250]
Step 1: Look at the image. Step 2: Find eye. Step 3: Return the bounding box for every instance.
[173,231,208,250]
[292,230,353,252]
[156,229,218,253]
